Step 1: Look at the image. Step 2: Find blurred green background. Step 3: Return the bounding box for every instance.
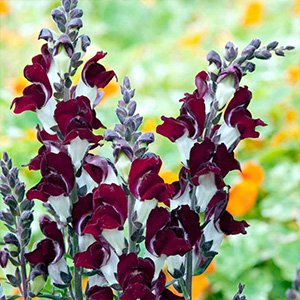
[0,0,299,299]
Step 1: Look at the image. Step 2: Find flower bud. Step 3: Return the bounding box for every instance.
[4,233,20,256]
[38,28,54,42]
[75,34,91,58]
[53,34,74,77]
[20,211,34,228]
[249,38,261,49]
[206,50,222,72]
[4,195,18,210]
[224,41,238,61]
[70,8,83,19]
[0,249,9,268]
[29,264,48,296]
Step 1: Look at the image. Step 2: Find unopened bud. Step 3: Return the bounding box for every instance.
[67,18,83,31]
[20,211,34,228]
[0,250,9,268]
[275,49,285,56]
[286,289,297,300]
[2,152,9,162]
[38,28,54,42]
[123,76,131,90]
[4,195,18,210]
[4,233,20,256]
[62,0,71,12]
[241,45,256,59]
[249,38,261,49]
[243,61,256,73]
[225,41,238,61]
[266,41,279,50]
[70,8,83,18]
[124,117,136,133]
[51,8,67,25]
[206,50,222,70]
[255,49,272,60]
[127,101,137,116]
[123,90,131,104]
[0,184,11,195]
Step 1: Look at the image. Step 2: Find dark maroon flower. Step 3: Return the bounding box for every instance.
[215,86,266,149]
[81,51,116,89]
[25,215,64,265]
[146,206,201,257]
[11,64,52,114]
[128,156,173,205]
[54,96,104,137]
[74,238,111,270]
[83,154,118,185]
[120,283,155,300]
[87,286,114,300]
[72,193,93,235]
[217,64,242,89]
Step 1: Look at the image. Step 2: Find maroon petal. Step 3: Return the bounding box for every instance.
[25,239,56,265]
[39,215,65,261]
[87,286,114,300]
[128,156,162,198]
[11,84,47,113]
[219,211,249,235]
[213,143,241,177]
[159,289,184,300]
[83,155,109,184]
[72,193,93,235]
[195,71,208,98]
[145,207,170,255]
[156,116,186,142]
[73,241,110,270]
[189,138,215,176]
[93,184,128,224]
[82,51,116,88]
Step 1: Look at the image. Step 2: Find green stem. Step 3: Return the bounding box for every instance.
[72,234,83,300]
[128,194,136,253]
[179,278,190,300]
[185,187,197,298]
[38,294,70,300]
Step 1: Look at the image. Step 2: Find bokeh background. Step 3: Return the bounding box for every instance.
[0,0,299,299]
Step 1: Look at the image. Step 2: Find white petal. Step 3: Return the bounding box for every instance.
[171,186,191,210]
[36,99,57,133]
[195,172,217,213]
[166,255,185,277]
[75,78,98,102]
[103,166,119,185]
[203,219,224,252]
[48,195,71,223]
[54,49,70,77]
[216,75,235,109]
[102,229,126,256]
[144,250,167,280]
[48,258,69,285]
[78,234,96,252]
[76,168,96,193]
[67,136,89,170]
[87,274,106,288]
[217,122,240,149]
[115,153,131,182]
[175,132,196,167]
[101,250,119,286]
[134,199,158,228]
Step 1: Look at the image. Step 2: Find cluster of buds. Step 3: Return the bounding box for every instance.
[0,0,295,299]
[0,152,33,299]
[232,283,247,300]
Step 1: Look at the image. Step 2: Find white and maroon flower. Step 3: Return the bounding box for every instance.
[189,138,240,212]
[82,154,119,191]
[82,183,128,255]
[25,215,67,285]
[203,191,249,253]
[215,64,242,109]
[145,205,202,277]
[156,72,207,165]
[74,51,116,107]
[128,156,174,227]
[26,152,75,222]
[54,96,105,169]
[214,86,266,150]
[73,235,119,286]
[11,44,57,133]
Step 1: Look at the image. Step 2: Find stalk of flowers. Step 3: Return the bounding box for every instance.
[0,0,295,299]
[156,39,294,297]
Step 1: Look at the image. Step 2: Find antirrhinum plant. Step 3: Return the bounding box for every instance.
[0,0,295,299]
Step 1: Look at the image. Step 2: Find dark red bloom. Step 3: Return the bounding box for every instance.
[82,183,127,237]
[81,51,116,89]
[128,156,173,206]
[11,44,53,114]
[145,206,202,257]
[25,215,64,266]
[73,238,111,270]
[224,86,267,140]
